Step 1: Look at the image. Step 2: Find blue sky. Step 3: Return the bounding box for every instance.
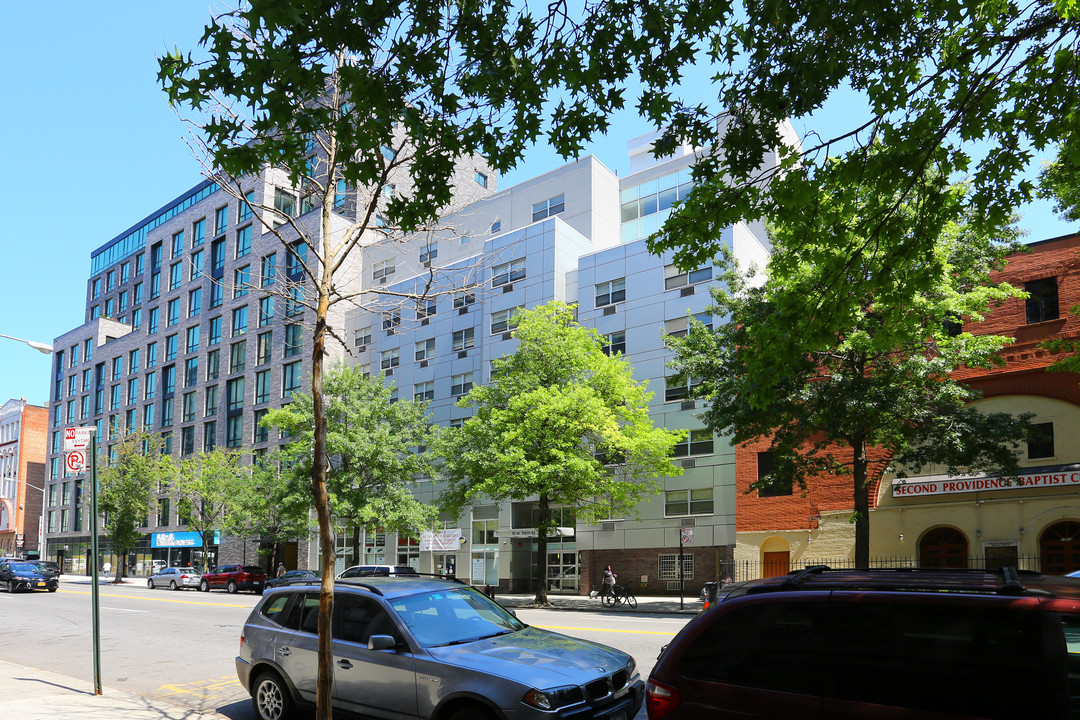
[1,3,1074,409]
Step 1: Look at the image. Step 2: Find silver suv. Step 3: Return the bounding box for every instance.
[236,575,643,720]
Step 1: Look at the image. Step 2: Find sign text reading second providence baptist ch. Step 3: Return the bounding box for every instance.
[893,469,1080,498]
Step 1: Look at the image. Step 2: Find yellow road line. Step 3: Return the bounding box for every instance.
[157,675,242,697]
[58,588,249,608]
[533,624,675,636]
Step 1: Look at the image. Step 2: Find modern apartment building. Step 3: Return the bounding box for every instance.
[0,399,48,557]
[43,153,496,575]
[341,132,779,595]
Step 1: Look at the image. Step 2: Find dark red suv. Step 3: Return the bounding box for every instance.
[647,566,1080,720]
[199,564,267,594]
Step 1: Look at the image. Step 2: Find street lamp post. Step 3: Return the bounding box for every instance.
[0,333,53,355]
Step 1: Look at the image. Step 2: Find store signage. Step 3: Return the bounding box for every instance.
[893,469,1080,498]
[151,530,220,548]
[494,528,539,538]
[420,529,462,551]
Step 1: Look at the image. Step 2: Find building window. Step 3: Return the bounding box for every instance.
[91,277,101,299]
[192,218,205,246]
[235,225,252,258]
[205,385,218,416]
[664,263,712,290]
[285,241,307,280]
[232,306,248,336]
[142,403,154,429]
[453,290,476,308]
[203,420,217,451]
[756,451,792,497]
[119,290,129,313]
[165,334,178,362]
[234,266,250,298]
[163,365,176,395]
[602,331,626,356]
[414,381,435,402]
[255,370,271,404]
[226,415,243,448]
[417,298,437,320]
[672,429,714,457]
[161,397,174,427]
[665,313,711,338]
[274,188,297,218]
[382,309,401,332]
[146,342,157,368]
[664,488,713,517]
[415,338,435,362]
[188,288,201,317]
[452,328,475,352]
[258,296,274,327]
[373,259,396,283]
[354,327,372,348]
[492,258,525,287]
[420,240,438,264]
[206,349,220,380]
[181,425,195,456]
[129,348,140,374]
[208,316,222,346]
[169,262,183,291]
[665,375,702,402]
[1025,277,1059,324]
[253,408,269,443]
[134,282,143,305]
[261,253,276,287]
[145,372,157,400]
[532,194,565,222]
[111,356,123,381]
[209,282,223,309]
[227,378,245,411]
[1029,422,1055,459]
[380,348,400,370]
[229,341,247,374]
[110,384,121,411]
[475,171,488,188]
[658,553,694,581]
[257,331,273,365]
[215,206,229,236]
[595,278,626,307]
[185,325,200,354]
[451,372,474,396]
[491,219,502,234]
[491,308,522,335]
[283,361,302,397]
[106,270,116,292]
[184,357,199,388]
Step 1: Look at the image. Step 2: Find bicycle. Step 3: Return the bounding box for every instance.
[601,583,637,609]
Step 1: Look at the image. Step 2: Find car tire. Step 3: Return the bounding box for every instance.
[7,580,15,593]
[169,580,178,590]
[449,705,496,720]
[252,670,294,720]
[200,580,210,592]
[47,587,57,593]
[227,580,238,594]
[147,579,155,590]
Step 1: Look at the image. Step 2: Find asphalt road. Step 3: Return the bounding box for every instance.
[0,580,690,719]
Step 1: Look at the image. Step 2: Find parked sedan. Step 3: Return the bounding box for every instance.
[263,569,321,591]
[147,567,202,591]
[0,561,59,592]
[200,564,267,593]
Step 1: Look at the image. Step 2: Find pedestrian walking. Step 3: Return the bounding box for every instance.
[276,562,286,578]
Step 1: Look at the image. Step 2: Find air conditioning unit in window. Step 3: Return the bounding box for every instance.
[420,318,429,326]
[422,260,431,268]
[682,517,696,527]
[385,368,394,376]
[419,360,428,368]
[680,286,695,297]
[458,351,468,359]
[502,284,514,293]
[600,522,616,532]
[458,307,469,315]
[681,400,696,411]
[385,329,395,336]
[603,305,616,316]
[502,332,512,341]
[379,276,386,284]
[681,458,696,468]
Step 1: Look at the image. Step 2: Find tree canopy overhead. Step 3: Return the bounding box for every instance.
[644,1,1080,270]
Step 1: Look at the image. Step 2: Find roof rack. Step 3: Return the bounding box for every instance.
[340,571,465,585]
[752,565,1058,598]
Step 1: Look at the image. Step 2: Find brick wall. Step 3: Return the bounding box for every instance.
[578,545,732,596]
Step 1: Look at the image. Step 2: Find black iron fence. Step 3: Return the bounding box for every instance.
[719,555,1046,583]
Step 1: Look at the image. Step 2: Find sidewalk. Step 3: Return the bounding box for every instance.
[0,658,228,720]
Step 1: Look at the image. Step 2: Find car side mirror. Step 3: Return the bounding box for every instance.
[368,635,396,651]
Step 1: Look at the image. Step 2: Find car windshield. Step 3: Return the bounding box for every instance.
[390,587,526,648]
[11,562,44,573]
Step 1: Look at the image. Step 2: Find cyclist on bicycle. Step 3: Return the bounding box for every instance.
[601,565,617,598]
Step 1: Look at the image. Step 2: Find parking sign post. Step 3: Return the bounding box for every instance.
[66,426,100,695]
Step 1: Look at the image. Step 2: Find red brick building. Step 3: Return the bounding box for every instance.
[0,399,48,557]
[734,233,1080,577]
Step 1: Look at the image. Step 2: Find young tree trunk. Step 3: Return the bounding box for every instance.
[533,495,550,605]
[852,434,871,568]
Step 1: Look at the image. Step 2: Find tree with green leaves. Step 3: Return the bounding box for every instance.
[174,448,251,573]
[263,363,437,560]
[156,3,703,712]
[226,451,315,570]
[437,301,683,605]
[98,430,174,584]
[668,168,1037,566]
